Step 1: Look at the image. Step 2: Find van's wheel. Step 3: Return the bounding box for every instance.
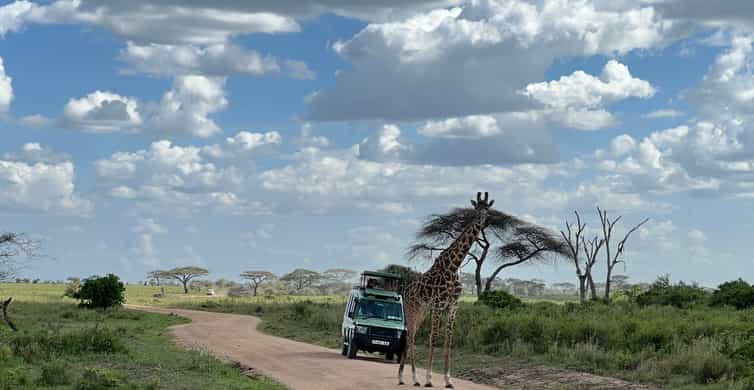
[386,352,394,361]
[341,337,348,356]
[347,336,358,358]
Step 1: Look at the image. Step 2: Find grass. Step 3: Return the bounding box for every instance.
[10,283,754,388]
[173,298,754,389]
[0,284,285,389]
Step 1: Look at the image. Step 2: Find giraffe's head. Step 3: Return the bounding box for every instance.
[470,191,494,224]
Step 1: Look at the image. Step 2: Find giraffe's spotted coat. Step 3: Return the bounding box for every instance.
[398,192,494,388]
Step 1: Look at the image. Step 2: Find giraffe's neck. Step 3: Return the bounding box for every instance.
[432,219,483,274]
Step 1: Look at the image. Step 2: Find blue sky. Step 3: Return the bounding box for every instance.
[2,0,754,287]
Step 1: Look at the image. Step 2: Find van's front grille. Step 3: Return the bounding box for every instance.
[369,327,397,338]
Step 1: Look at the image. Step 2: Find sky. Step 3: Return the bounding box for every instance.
[2,0,754,287]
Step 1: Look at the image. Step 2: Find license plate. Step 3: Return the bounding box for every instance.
[371,340,389,346]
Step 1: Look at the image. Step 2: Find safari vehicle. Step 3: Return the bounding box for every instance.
[341,271,406,361]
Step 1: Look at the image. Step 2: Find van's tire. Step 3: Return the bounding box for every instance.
[347,336,358,358]
[386,352,394,361]
[341,337,348,356]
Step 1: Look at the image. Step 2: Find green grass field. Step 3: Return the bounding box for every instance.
[0,283,284,389]
[7,283,754,389]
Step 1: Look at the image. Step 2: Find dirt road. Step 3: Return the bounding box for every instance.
[127,305,495,390]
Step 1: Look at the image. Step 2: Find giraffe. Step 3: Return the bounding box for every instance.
[398,192,494,388]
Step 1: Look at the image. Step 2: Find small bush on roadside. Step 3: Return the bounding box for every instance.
[711,279,754,310]
[73,274,125,309]
[478,290,523,310]
[636,276,708,308]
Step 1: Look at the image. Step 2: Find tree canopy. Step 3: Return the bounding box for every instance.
[165,266,209,293]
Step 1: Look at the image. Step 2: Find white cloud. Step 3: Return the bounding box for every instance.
[525,60,656,109]
[643,109,685,119]
[357,124,411,162]
[418,115,502,138]
[0,145,91,214]
[95,139,270,215]
[119,42,314,79]
[360,113,558,165]
[61,91,142,133]
[58,76,228,137]
[0,56,12,113]
[202,131,282,159]
[147,76,227,138]
[307,2,678,121]
[241,224,275,249]
[294,123,330,148]
[133,218,167,235]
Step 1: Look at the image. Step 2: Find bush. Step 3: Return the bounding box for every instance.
[63,278,81,299]
[711,279,754,310]
[76,368,121,389]
[73,274,125,309]
[478,290,523,310]
[38,360,73,386]
[10,327,126,362]
[636,276,708,308]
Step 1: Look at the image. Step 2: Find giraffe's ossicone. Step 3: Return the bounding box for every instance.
[398,192,494,388]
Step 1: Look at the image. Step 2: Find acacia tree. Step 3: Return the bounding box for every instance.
[240,271,275,296]
[1,232,39,331]
[380,264,420,294]
[485,225,569,293]
[280,269,321,292]
[408,208,525,297]
[147,270,170,286]
[323,268,357,284]
[166,266,209,293]
[597,207,649,300]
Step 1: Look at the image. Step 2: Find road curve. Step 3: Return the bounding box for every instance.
[127,305,497,390]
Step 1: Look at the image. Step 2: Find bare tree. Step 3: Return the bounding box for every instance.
[240,271,275,296]
[1,232,39,331]
[597,207,649,300]
[165,266,209,293]
[581,235,605,300]
[560,211,592,302]
[0,233,39,282]
[408,208,525,296]
[280,269,321,292]
[485,225,569,292]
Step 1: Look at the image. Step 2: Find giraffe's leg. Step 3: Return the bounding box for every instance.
[398,322,415,385]
[425,308,441,387]
[443,304,458,389]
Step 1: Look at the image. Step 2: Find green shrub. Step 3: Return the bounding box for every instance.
[63,278,81,298]
[76,368,121,389]
[478,290,522,310]
[38,360,73,386]
[10,327,125,362]
[73,274,125,309]
[711,279,754,310]
[636,276,709,308]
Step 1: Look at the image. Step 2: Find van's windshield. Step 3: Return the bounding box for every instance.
[355,299,403,322]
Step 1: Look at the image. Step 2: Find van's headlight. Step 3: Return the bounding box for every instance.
[396,330,402,338]
[355,325,368,334]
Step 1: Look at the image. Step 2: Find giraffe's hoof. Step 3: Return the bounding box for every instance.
[398,382,405,386]
[413,383,421,387]
[425,383,434,388]
[445,385,454,389]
